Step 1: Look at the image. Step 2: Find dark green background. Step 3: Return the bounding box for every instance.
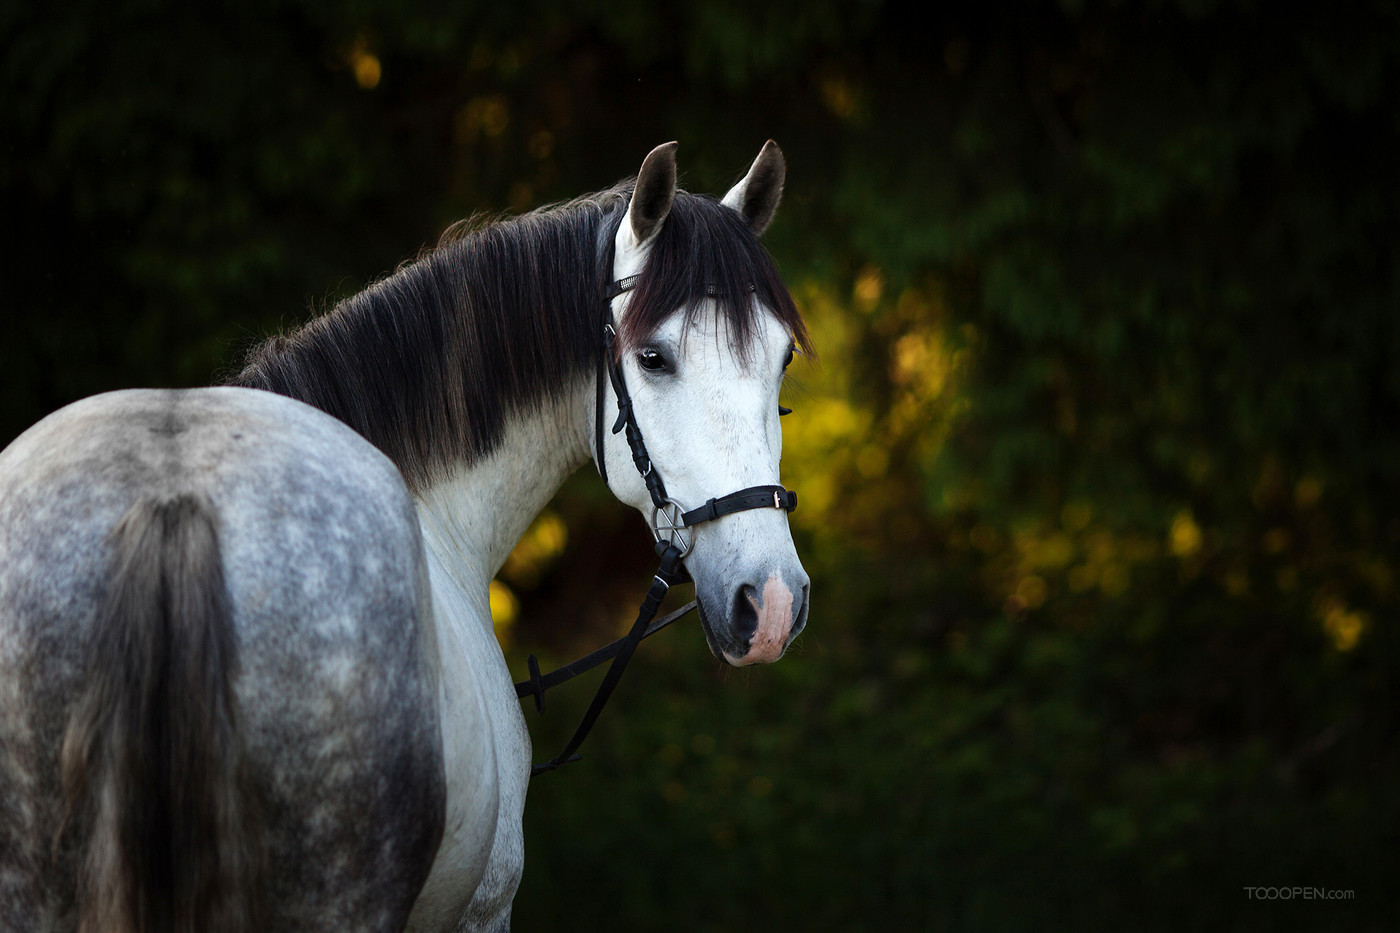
[3,1,1396,929]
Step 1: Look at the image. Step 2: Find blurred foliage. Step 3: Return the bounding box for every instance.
[3,0,1398,929]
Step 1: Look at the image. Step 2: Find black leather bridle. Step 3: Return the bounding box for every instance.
[594,276,797,559]
[516,273,797,776]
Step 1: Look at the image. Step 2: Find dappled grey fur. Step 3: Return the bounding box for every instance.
[229,186,806,491]
[0,389,446,932]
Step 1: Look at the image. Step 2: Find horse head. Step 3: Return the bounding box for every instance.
[597,141,811,666]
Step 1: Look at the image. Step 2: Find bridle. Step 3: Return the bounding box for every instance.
[594,275,798,559]
[516,271,797,776]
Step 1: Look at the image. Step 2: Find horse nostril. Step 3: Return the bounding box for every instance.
[792,581,810,638]
[731,584,759,643]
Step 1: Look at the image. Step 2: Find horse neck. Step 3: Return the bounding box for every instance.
[413,375,593,595]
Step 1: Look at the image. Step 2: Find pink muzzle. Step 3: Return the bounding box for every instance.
[723,572,796,666]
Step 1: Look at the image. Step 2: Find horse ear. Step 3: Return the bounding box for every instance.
[627,141,679,247]
[721,140,785,235]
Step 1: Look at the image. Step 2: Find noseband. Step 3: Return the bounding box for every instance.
[518,273,798,776]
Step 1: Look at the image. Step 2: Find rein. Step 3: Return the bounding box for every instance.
[517,274,797,776]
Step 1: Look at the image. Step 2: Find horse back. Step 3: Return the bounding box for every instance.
[0,388,447,932]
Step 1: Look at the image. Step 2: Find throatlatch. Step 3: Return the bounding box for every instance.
[517,273,796,777]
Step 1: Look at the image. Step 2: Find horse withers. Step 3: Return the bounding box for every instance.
[0,141,811,932]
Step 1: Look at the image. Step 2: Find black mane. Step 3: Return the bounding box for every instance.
[229,185,808,491]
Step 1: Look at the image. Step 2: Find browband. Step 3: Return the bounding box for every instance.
[604,274,757,302]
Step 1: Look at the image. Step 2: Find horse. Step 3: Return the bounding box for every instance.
[0,140,812,932]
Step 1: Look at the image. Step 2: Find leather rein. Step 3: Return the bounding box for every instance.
[516,273,796,776]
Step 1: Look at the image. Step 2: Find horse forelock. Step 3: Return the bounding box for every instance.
[615,191,810,367]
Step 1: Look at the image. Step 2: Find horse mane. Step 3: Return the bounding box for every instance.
[228,184,808,492]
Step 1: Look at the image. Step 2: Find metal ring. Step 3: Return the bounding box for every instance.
[650,497,693,558]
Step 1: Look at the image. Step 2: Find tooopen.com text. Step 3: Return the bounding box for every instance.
[1243,887,1354,901]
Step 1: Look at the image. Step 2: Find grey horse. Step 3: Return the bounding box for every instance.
[0,141,810,932]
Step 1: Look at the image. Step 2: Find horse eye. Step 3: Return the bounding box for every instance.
[637,348,670,373]
[782,347,795,370]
